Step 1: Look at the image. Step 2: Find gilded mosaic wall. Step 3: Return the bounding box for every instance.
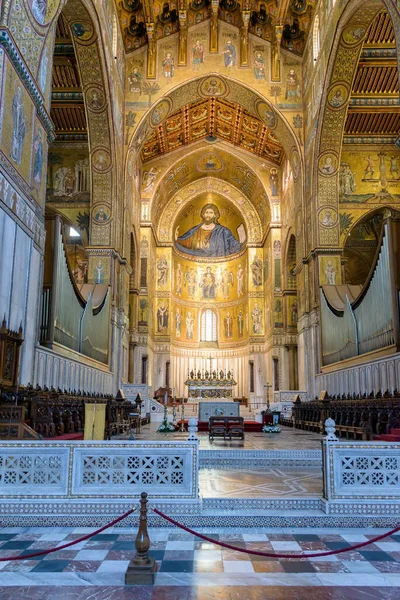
[126,22,302,112]
[0,57,35,185]
[46,143,90,204]
[146,146,274,239]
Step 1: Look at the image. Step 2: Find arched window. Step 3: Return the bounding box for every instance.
[313,15,320,63]
[201,309,217,342]
[112,14,118,59]
[286,235,297,291]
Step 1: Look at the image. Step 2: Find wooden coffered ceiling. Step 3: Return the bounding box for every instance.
[345,11,400,140]
[118,0,315,56]
[140,97,284,163]
[50,12,87,140]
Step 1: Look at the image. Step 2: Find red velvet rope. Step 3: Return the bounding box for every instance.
[0,507,135,562]
[152,507,400,559]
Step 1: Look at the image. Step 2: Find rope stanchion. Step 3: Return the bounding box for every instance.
[0,507,136,562]
[152,507,400,560]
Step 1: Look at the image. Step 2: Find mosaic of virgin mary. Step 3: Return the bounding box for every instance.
[175,203,245,258]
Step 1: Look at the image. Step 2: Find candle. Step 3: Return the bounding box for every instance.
[182,395,184,405]
[164,391,168,405]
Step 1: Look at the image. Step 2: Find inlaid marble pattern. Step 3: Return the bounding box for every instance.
[0,527,399,597]
[199,466,323,498]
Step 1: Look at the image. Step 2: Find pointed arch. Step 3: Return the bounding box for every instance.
[313,0,400,253]
[128,73,303,192]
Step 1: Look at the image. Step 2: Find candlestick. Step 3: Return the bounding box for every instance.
[180,404,185,432]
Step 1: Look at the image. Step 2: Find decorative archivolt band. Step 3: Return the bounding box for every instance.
[157,176,263,245]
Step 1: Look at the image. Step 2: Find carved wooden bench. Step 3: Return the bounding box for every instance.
[209,417,228,441]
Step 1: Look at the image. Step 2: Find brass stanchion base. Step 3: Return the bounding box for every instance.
[125,557,157,584]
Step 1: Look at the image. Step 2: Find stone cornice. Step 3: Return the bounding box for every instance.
[0,27,54,142]
[85,247,128,265]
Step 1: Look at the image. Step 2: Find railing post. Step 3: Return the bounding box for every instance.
[322,418,338,502]
[125,492,157,584]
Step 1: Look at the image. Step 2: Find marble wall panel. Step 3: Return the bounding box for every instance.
[9,224,31,331]
[20,245,41,384]
[0,208,15,319]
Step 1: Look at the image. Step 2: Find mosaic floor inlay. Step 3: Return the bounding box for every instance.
[0,527,399,597]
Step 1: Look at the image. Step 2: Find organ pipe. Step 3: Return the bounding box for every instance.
[354,226,394,355]
[49,222,110,363]
[81,289,110,364]
[53,222,84,351]
[320,291,356,365]
[320,221,399,366]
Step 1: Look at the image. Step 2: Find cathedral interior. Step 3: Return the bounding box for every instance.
[1,0,400,597]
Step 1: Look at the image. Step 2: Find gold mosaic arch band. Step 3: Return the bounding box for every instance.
[62,0,116,259]
[314,1,386,252]
[130,73,302,167]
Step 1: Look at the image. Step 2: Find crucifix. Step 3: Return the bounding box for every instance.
[208,355,213,373]
[264,381,272,409]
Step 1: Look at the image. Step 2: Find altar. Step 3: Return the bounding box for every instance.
[185,368,236,401]
[198,401,240,422]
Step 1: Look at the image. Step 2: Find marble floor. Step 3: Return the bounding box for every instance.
[0,527,399,598]
[134,424,324,450]
[200,466,323,497]
[133,424,325,499]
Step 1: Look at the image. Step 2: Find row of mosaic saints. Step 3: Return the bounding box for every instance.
[129,43,300,95]
[152,200,297,340]
[155,302,264,338]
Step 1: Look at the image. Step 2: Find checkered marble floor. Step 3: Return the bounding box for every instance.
[0,527,399,598]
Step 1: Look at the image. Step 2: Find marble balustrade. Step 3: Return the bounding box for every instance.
[323,439,400,501]
[0,441,199,518]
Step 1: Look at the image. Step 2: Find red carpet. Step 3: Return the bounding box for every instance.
[178,420,263,432]
[373,428,400,442]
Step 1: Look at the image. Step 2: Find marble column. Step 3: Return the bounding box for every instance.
[128,341,137,383]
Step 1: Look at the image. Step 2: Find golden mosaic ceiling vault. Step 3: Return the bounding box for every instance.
[141,97,284,163]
